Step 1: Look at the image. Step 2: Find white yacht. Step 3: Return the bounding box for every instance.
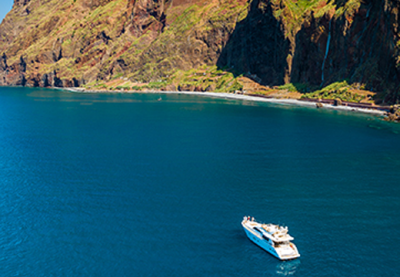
[241,216,300,260]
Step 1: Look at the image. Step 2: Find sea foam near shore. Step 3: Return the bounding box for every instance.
[65,88,386,116]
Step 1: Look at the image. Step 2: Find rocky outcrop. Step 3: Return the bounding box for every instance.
[384,105,400,121]
[13,0,30,8]
[217,0,400,103]
[0,53,7,71]
[1,0,400,103]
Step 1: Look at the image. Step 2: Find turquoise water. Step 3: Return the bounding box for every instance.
[1,87,400,276]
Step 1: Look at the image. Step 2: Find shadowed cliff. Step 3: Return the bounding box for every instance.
[217,0,400,103]
[291,0,400,102]
[217,0,289,86]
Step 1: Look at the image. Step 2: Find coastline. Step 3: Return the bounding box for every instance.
[64,88,387,116]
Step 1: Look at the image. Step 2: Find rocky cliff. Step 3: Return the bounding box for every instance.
[1,0,400,103]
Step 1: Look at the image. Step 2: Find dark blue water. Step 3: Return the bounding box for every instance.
[0,87,400,276]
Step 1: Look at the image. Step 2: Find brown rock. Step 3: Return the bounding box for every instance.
[386,113,398,121]
[205,84,216,92]
[165,84,176,91]
[333,98,342,106]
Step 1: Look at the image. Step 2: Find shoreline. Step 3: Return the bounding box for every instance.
[64,88,387,116]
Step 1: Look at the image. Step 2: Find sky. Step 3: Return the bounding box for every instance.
[0,0,13,23]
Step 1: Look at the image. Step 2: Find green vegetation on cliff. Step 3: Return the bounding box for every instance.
[1,0,400,104]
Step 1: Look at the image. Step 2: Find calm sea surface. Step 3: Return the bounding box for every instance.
[0,87,400,276]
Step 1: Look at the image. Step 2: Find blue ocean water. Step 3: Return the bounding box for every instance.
[0,87,400,276]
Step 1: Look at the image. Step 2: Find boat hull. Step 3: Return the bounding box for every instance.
[243,226,281,259]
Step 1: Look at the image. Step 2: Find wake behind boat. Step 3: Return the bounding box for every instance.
[242,216,300,260]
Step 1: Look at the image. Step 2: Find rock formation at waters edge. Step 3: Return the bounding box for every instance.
[1,0,400,103]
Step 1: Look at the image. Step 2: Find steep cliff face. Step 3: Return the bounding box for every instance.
[1,0,400,103]
[0,0,247,87]
[290,0,400,103]
[217,0,290,85]
[217,0,400,102]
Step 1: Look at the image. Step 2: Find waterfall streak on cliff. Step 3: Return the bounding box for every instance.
[321,19,332,84]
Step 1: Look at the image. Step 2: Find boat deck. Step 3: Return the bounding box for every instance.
[244,220,294,242]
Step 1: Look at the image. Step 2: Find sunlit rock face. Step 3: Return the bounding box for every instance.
[1,0,400,102]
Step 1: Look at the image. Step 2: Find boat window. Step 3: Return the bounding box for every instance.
[276,242,288,246]
[254,227,263,234]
